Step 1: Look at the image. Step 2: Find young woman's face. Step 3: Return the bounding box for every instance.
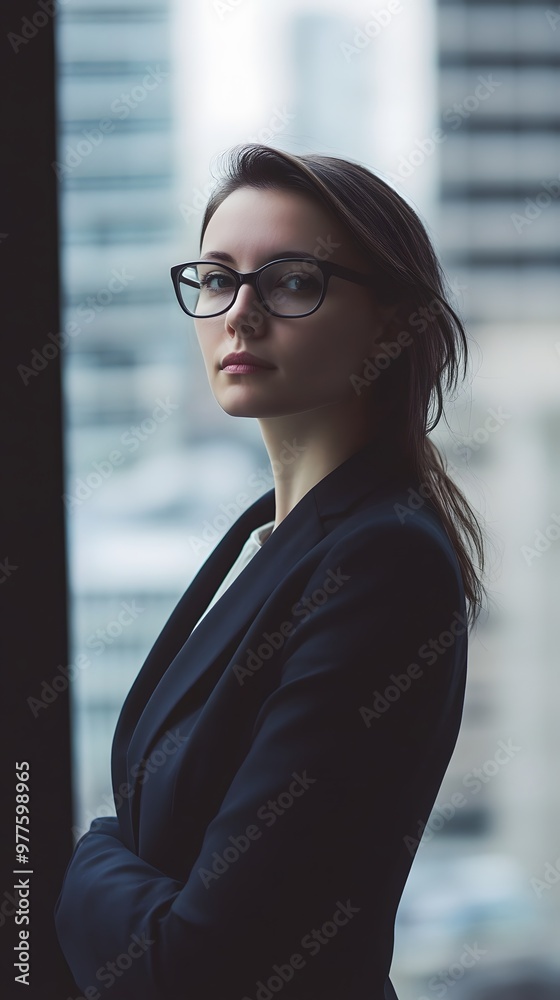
[194,185,391,420]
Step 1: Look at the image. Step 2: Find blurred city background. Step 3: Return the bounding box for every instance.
[54,0,560,996]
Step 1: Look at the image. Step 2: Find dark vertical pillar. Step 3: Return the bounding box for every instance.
[0,3,77,997]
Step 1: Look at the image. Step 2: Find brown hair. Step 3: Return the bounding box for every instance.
[199,143,488,629]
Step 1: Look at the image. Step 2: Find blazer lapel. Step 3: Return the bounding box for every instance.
[112,486,273,840]
[113,433,415,847]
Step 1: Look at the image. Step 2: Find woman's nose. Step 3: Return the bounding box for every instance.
[225,281,266,332]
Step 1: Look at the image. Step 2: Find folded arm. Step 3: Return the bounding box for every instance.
[55,520,466,999]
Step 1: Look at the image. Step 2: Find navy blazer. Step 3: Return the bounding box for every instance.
[54,434,468,1000]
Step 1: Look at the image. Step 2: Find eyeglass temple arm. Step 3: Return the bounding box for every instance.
[325,260,375,286]
[178,273,200,289]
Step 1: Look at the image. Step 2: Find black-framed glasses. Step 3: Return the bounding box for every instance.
[170,257,377,319]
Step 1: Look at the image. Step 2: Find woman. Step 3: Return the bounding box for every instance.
[54,143,487,1000]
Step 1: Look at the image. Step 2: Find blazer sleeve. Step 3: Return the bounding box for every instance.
[54,518,467,1000]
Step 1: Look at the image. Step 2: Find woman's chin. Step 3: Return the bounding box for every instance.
[216,396,300,419]
[215,396,270,418]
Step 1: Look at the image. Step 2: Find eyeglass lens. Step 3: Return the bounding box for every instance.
[178,260,324,317]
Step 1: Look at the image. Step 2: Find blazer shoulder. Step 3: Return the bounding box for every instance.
[314,488,466,609]
[325,486,457,560]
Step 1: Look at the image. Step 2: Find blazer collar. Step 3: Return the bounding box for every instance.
[113,433,415,846]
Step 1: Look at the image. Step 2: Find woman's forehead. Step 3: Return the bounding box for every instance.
[202,186,363,266]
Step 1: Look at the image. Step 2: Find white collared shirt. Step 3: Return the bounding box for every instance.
[191,520,276,631]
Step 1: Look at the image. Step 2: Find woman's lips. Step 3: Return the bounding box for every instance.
[221,363,275,374]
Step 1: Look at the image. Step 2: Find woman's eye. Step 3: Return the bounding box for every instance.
[200,272,234,292]
[279,272,315,291]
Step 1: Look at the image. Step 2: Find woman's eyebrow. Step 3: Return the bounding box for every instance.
[199,249,317,263]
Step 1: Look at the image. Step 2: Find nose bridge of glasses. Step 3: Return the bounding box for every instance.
[207,271,264,326]
[230,271,262,315]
